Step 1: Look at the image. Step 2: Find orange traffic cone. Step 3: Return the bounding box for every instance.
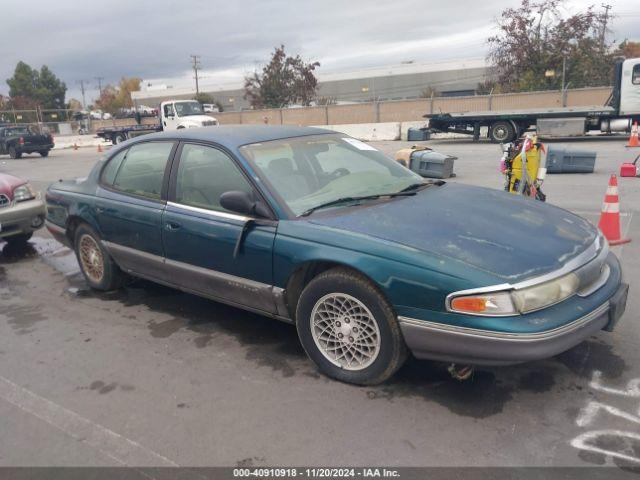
[73,143,78,151]
[598,174,630,245]
[627,122,639,148]
[97,144,103,153]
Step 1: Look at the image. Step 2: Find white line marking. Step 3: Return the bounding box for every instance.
[589,370,640,399]
[576,401,640,428]
[571,430,640,464]
[0,375,178,466]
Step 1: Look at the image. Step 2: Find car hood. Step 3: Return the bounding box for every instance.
[180,115,216,125]
[307,183,598,283]
[0,173,26,199]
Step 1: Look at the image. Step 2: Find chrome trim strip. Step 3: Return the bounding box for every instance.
[166,201,250,222]
[399,301,609,342]
[102,241,290,320]
[445,235,607,314]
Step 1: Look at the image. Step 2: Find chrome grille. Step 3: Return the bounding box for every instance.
[0,194,9,208]
[202,120,217,127]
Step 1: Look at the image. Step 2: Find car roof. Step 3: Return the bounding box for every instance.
[130,125,336,150]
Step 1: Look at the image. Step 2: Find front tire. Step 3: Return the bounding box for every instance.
[296,267,407,385]
[8,146,21,159]
[74,224,126,291]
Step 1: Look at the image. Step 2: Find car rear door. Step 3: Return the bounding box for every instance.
[95,140,176,279]
[161,142,280,315]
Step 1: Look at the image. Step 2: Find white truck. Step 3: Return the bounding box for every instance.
[96,100,219,145]
[427,57,640,143]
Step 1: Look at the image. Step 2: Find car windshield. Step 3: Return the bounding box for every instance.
[240,134,423,216]
[174,101,204,117]
[6,126,33,136]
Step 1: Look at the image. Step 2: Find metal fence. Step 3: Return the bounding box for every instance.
[0,108,90,135]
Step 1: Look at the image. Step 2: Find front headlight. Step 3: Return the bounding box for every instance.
[13,183,36,202]
[511,272,579,313]
[448,271,580,316]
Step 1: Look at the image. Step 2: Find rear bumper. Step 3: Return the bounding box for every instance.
[0,198,46,238]
[399,282,628,366]
[19,143,54,152]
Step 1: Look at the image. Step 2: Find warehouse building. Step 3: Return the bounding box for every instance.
[132,58,493,112]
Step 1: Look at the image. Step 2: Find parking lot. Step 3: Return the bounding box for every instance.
[1,137,639,468]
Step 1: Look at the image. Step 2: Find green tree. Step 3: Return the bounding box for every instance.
[6,61,67,109]
[244,45,320,108]
[193,92,224,112]
[488,0,614,92]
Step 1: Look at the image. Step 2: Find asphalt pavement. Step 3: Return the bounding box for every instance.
[1,137,639,469]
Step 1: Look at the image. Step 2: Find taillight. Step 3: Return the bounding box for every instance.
[19,137,24,145]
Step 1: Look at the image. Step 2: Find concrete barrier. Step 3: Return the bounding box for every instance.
[313,122,401,141]
[54,135,109,149]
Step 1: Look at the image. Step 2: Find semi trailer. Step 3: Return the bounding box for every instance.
[426,58,640,143]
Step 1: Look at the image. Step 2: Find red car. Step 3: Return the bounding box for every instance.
[0,172,46,244]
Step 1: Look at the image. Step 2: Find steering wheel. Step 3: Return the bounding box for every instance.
[329,168,350,180]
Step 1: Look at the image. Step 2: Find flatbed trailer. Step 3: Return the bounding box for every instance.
[425,58,640,143]
[96,124,162,145]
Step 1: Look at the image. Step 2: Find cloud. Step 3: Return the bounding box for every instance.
[1,0,638,102]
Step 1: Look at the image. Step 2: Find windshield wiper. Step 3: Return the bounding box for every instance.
[300,191,415,217]
[398,181,444,193]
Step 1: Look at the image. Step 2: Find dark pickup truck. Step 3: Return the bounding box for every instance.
[0,125,54,159]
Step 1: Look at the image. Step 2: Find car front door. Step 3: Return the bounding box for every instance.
[162,142,280,315]
[95,140,176,279]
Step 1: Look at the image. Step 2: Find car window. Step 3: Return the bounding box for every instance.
[633,64,640,85]
[163,104,174,117]
[315,142,389,175]
[112,142,173,200]
[101,149,129,186]
[175,143,253,213]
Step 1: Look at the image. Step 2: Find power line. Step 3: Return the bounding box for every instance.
[94,76,104,97]
[600,4,612,50]
[190,55,201,95]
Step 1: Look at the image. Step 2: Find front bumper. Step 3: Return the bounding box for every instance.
[0,198,46,238]
[399,254,628,366]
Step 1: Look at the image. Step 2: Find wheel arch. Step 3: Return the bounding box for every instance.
[283,259,390,321]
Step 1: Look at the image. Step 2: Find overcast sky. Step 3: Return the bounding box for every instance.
[2,0,639,104]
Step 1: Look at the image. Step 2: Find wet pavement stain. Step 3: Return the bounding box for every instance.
[236,457,266,467]
[4,304,47,335]
[69,276,308,377]
[517,368,557,393]
[366,359,515,418]
[89,381,118,394]
[555,338,627,379]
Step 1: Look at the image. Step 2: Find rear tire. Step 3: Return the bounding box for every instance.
[296,267,408,385]
[74,224,126,291]
[8,146,21,159]
[112,133,126,145]
[489,121,516,143]
[6,233,32,245]
[39,150,50,157]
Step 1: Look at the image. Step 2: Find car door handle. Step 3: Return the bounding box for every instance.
[165,221,181,231]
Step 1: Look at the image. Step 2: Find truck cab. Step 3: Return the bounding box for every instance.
[619,58,640,116]
[160,100,218,130]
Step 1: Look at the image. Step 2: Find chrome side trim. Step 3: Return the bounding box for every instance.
[167,201,250,222]
[399,301,609,342]
[445,235,606,313]
[102,241,289,320]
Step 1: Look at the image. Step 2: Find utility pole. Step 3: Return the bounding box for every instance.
[77,80,89,109]
[190,55,201,95]
[600,4,612,51]
[94,76,104,97]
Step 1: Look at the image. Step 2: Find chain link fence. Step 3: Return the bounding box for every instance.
[0,108,93,135]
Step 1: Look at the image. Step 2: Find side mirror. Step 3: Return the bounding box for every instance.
[220,191,270,218]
